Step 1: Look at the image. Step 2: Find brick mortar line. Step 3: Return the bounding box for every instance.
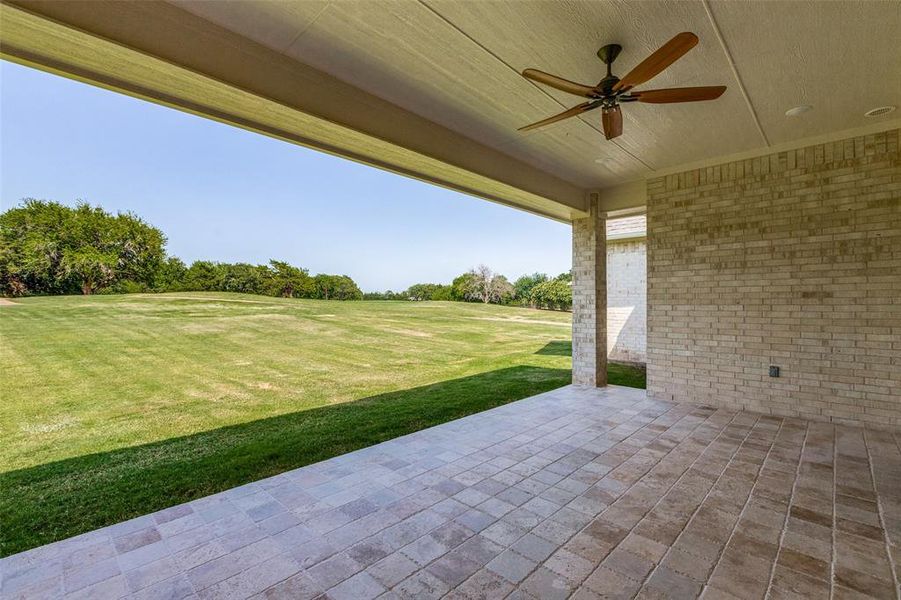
[564,407,754,595]
[862,428,901,600]
[699,416,790,596]
[640,412,782,597]
[830,424,837,600]
[183,557,200,598]
[761,419,811,600]
[893,430,901,461]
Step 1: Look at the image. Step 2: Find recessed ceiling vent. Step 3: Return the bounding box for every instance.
[864,105,896,117]
[785,105,813,117]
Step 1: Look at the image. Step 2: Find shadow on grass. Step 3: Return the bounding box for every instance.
[0,366,570,557]
[535,340,572,356]
[535,342,646,390]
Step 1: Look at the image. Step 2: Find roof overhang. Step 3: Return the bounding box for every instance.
[3,1,898,223]
[0,1,589,222]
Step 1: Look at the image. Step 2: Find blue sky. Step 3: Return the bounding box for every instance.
[0,61,571,292]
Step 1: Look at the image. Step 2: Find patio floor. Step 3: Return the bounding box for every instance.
[2,385,899,600]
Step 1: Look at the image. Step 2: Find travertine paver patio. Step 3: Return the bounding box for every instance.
[2,385,899,600]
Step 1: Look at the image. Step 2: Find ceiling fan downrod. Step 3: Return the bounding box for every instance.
[596,43,622,98]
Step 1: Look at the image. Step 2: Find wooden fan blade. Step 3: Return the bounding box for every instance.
[522,69,598,98]
[632,86,726,103]
[518,101,600,132]
[613,32,698,92]
[602,106,623,140]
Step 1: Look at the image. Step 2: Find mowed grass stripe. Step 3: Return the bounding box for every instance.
[1,295,573,465]
[0,293,644,555]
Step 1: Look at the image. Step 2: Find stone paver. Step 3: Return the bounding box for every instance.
[2,385,899,599]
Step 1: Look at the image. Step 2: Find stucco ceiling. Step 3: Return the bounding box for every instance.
[172,0,900,190]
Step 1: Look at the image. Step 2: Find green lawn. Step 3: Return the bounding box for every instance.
[0,292,645,555]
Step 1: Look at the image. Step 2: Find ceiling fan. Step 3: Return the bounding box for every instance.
[518,32,726,140]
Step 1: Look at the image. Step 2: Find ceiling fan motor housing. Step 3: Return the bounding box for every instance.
[597,75,621,100]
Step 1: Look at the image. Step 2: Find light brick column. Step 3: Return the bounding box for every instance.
[572,197,607,387]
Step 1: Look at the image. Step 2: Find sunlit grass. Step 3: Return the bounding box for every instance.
[0,293,644,555]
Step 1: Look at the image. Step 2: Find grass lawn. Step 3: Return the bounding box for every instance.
[0,292,645,555]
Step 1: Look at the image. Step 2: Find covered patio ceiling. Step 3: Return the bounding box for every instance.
[175,0,901,186]
[2,1,898,221]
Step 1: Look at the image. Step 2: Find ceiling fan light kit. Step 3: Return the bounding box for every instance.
[519,32,727,140]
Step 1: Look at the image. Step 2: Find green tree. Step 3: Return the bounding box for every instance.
[530,279,572,311]
[330,275,363,300]
[364,290,403,300]
[513,273,549,307]
[218,263,268,295]
[184,261,221,291]
[313,274,363,300]
[431,285,452,301]
[313,273,335,300]
[0,199,71,295]
[405,283,441,301]
[0,199,165,295]
[267,260,313,298]
[61,247,118,295]
[154,257,188,292]
[450,272,476,302]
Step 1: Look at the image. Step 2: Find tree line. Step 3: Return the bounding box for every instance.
[365,266,573,311]
[0,199,572,309]
[0,200,362,299]
[152,259,362,300]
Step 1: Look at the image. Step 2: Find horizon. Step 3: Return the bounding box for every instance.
[0,194,572,290]
[0,60,571,292]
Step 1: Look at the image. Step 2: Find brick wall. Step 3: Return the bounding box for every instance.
[647,128,900,428]
[608,238,646,364]
[572,198,606,386]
